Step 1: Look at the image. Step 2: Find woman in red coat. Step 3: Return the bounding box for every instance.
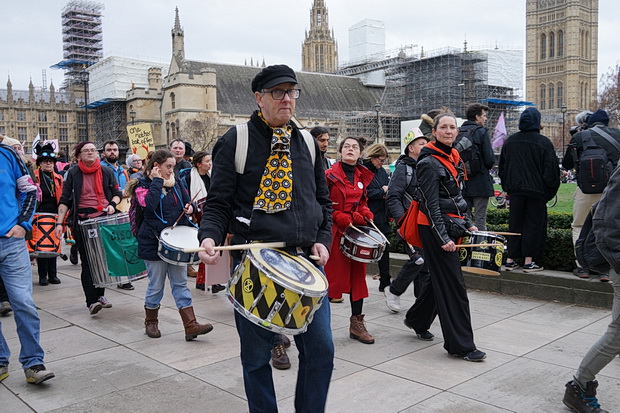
[325,137,376,344]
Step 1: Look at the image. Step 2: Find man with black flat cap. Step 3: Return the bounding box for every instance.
[198,64,334,412]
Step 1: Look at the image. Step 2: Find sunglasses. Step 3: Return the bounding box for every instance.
[40,152,57,158]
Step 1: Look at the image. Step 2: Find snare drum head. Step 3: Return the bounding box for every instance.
[160,226,199,249]
[343,226,383,247]
[250,248,327,293]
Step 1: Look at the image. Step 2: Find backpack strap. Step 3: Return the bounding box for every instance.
[234,123,249,174]
[235,123,316,174]
[590,126,620,155]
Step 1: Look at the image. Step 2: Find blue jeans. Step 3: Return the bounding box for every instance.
[0,236,45,369]
[575,268,620,384]
[144,260,193,309]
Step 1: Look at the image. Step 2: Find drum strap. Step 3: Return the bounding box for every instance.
[235,123,316,174]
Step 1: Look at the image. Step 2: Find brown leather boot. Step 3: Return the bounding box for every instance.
[179,306,213,341]
[186,265,198,278]
[145,306,161,338]
[349,314,375,344]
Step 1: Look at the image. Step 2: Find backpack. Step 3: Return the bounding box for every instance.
[454,125,483,176]
[575,202,610,273]
[128,195,144,237]
[576,131,614,194]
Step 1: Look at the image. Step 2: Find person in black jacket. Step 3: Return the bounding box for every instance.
[198,65,333,413]
[499,107,560,273]
[408,112,486,362]
[362,143,392,292]
[385,127,432,317]
[459,103,496,231]
[55,142,122,315]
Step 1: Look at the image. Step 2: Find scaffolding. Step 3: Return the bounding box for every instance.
[60,1,104,87]
[93,100,127,150]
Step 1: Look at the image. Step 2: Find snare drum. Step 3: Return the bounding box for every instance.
[228,248,328,335]
[459,231,507,276]
[340,226,385,263]
[27,213,61,257]
[158,226,200,265]
[80,213,147,287]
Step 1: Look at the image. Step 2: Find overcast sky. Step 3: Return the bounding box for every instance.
[1,0,618,91]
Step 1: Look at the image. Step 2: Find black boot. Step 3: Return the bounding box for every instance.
[563,379,608,413]
[69,244,78,265]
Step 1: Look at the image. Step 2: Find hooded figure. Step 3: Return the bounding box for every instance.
[498,107,560,272]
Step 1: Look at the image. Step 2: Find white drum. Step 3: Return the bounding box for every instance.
[158,225,201,265]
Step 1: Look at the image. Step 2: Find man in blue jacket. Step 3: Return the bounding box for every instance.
[0,143,55,384]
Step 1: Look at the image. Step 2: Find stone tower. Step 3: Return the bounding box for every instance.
[526,0,598,148]
[302,0,338,73]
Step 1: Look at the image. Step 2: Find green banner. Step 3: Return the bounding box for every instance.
[100,222,146,277]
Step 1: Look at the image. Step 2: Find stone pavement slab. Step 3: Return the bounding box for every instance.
[1,254,619,412]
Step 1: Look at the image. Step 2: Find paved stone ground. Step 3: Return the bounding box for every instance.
[2,250,620,412]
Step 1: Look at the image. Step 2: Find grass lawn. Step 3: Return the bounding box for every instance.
[491,182,576,214]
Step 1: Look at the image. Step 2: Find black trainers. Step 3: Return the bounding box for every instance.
[211,284,225,294]
[117,283,134,290]
[69,244,79,265]
[451,349,487,362]
[563,379,608,413]
[504,261,519,271]
[522,262,544,273]
[573,267,590,279]
[24,364,55,384]
[416,331,434,341]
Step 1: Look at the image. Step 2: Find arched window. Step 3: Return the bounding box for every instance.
[558,30,564,57]
[548,83,555,110]
[170,92,176,109]
[557,82,564,108]
[540,33,547,59]
[549,32,555,58]
[540,84,546,110]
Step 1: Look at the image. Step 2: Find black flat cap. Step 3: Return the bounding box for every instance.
[251,64,298,92]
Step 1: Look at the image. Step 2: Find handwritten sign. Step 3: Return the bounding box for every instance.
[126,123,154,159]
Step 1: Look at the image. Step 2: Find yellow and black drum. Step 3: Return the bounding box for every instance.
[227,247,328,335]
[459,231,506,276]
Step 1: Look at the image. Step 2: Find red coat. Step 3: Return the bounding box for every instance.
[324,161,374,301]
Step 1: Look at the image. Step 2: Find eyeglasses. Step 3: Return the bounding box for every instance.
[375,157,388,164]
[80,149,97,154]
[260,89,301,100]
[40,152,56,158]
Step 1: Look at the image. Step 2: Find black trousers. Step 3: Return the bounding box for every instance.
[391,241,429,298]
[36,257,57,280]
[75,224,105,307]
[507,195,547,261]
[406,225,476,355]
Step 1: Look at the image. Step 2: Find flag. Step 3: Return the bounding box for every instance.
[31,134,41,159]
[492,112,507,150]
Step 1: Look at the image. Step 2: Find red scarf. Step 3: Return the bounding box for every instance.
[426,141,466,183]
[78,158,105,211]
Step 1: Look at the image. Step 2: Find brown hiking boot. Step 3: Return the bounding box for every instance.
[145,306,161,338]
[271,343,291,370]
[349,314,375,344]
[187,265,198,278]
[179,306,213,341]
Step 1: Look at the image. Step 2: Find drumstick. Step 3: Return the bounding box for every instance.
[172,192,202,229]
[181,241,286,253]
[365,219,391,245]
[309,255,320,261]
[348,224,385,245]
[482,231,521,236]
[455,243,501,248]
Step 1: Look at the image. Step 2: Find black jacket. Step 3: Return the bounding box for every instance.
[135,176,192,261]
[59,164,122,225]
[561,123,620,170]
[459,121,495,197]
[498,108,560,202]
[593,166,620,273]
[199,111,333,249]
[387,154,418,224]
[362,160,391,234]
[417,144,472,245]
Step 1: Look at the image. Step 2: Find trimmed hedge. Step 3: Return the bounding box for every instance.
[387,208,575,271]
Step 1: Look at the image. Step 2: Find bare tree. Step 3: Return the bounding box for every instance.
[180,113,220,151]
[598,64,620,127]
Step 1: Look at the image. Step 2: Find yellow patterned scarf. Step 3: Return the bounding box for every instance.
[253,111,293,213]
